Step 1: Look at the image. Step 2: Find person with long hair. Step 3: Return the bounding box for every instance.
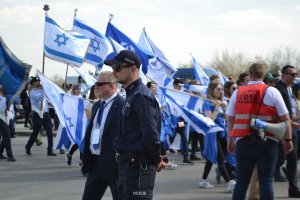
[198,80,236,192]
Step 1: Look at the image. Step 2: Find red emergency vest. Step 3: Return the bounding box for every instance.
[230,84,279,137]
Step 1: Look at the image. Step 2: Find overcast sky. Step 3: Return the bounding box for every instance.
[0,0,299,78]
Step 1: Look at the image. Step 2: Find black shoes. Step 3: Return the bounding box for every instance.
[7,157,16,162]
[47,151,57,156]
[289,188,300,198]
[0,154,7,159]
[35,140,43,146]
[182,159,194,165]
[25,147,31,155]
[190,154,201,161]
[66,153,72,166]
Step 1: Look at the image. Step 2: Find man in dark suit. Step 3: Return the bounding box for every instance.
[275,65,300,198]
[82,71,124,200]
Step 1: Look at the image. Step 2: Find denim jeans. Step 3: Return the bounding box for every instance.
[233,135,278,200]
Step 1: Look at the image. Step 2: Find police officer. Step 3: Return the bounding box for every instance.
[25,77,56,156]
[104,50,166,200]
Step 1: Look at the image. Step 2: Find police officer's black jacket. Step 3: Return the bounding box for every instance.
[82,94,124,174]
[114,78,162,165]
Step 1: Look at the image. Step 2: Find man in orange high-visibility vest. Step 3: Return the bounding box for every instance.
[226,63,293,200]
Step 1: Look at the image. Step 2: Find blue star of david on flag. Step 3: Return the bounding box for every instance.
[54,33,69,47]
[90,37,100,52]
[73,17,113,68]
[44,15,90,67]
[64,114,74,128]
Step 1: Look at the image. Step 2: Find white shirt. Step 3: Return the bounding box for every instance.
[90,93,117,155]
[226,81,288,117]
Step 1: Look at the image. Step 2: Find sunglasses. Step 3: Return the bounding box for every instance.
[95,82,112,87]
[112,64,132,72]
[231,87,237,90]
[285,73,297,77]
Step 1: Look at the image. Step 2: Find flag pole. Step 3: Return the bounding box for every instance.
[63,8,78,89]
[42,4,50,74]
[108,13,114,23]
[157,85,214,103]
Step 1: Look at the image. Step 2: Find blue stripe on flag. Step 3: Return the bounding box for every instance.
[186,96,198,110]
[75,98,84,143]
[86,53,103,63]
[44,45,82,65]
[163,77,171,87]
[73,19,105,39]
[56,127,68,149]
[45,16,61,28]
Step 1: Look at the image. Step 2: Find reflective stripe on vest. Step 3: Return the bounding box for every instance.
[230,84,278,137]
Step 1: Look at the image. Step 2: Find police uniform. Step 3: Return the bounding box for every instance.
[25,77,55,156]
[114,78,161,200]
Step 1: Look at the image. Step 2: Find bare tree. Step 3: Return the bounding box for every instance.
[209,49,250,79]
[50,74,64,88]
[265,47,299,74]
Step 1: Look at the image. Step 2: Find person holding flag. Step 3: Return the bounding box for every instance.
[25,77,56,156]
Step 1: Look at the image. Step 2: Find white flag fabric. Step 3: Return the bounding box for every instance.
[182,84,208,97]
[191,55,210,86]
[44,15,90,67]
[73,17,113,68]
[72,66,97,87]
[138,28,177,85]
[38,73,65,126]
[61,94,88,150]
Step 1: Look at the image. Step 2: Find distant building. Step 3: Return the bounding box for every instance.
[65,76,79,84]
[173,67,219,80]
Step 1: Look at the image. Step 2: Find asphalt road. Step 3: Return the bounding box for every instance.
[0,123,296,200]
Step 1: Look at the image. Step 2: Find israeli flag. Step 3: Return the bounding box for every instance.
[162,75,174,88]
[160,88,223,135]
[72,66,97,87]
[73,17,113,68]
[191,55,210,86]
[61,94,88,151]
[54,125,71,150]
[105,22,154,74]
[138,28,177,84]
[38,73,65,126]
[0,37,32,107]
[44,15,90,67]
[182,84,207,97]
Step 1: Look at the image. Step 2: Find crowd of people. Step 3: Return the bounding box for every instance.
[0,50,300,199]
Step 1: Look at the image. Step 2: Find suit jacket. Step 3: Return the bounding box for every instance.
[82,94,124,174]
[275,80,292,117]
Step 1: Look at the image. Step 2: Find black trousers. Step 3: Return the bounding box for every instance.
[0,119,13,157]
[25,112,53,152]
[118,161,156,200]
[82,156,119,200]
[277,128,299,190]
